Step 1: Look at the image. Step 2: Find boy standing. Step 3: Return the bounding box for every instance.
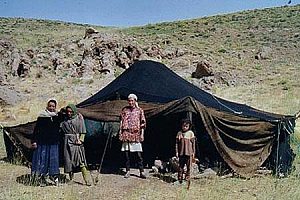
[175,119,195,183]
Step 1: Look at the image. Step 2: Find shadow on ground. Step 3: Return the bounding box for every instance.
[152,173,177,183]
[16,174,68,186]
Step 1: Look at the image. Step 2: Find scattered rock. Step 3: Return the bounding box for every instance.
[84,27,99,39]
[0,64,6,84]
[146,44,162,58]
[221,173,234,179]
[26,49,35,59]
[11,49,20,76]
[192,60,214,78]
[194,168,217,179]
[17,58,30,77]
[255,46,272,60]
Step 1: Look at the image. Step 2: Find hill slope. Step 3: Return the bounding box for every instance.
[0,5,299,125]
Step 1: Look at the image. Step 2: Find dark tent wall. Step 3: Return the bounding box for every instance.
[3,121,65,166]
[79,97,293,176]
[3,122,35,163]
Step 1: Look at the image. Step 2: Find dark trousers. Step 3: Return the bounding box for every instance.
[124,151,144,172]
[178,155,192,181]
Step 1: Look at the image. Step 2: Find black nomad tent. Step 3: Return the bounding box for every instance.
[3,60,296,176]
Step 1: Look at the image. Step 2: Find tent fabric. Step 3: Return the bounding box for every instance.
[79,97,276,175]
[5,97,277,175]
[3,60,296,177]
[3,121,36,163]
[197,103,275,175]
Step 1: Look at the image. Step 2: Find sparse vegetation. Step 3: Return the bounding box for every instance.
[114,67,124,78]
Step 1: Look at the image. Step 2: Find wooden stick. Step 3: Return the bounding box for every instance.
[295,110,300,119]
[187,155,192,190]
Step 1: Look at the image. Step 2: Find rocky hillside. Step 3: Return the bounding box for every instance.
[0,5,299,125]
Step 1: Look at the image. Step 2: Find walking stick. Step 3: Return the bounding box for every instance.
[187,155,193,190]
[94,127,112,185]
[187,136,196,190]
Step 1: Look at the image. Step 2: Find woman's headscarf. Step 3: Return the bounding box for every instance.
[66,104,78,119]
[62,103,86,134]
[38,98,57,117]
[128,93,139,108]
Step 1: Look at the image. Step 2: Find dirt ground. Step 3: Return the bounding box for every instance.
[2,159,300,200]
[0,130,190,200]
[1,124,300,200]
[0,162,156,200]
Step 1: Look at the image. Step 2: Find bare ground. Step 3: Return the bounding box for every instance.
[2,159,300,200]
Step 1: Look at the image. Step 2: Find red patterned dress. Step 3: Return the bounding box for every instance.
[119,106,146,152]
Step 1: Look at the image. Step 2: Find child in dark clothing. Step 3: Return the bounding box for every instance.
[175,119,195,183]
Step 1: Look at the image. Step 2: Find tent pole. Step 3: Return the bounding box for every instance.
[186,111,193,190]
[187,112,192,122]
[94,126,113,184]
[275,121,282,177]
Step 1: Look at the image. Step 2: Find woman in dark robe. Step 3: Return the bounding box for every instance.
[60,104,91,186]
[31,98,62,186]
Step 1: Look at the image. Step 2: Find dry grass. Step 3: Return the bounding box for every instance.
[214,84,300,116]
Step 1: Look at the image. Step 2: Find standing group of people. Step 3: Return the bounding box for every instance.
[30,93,196,186]
[118,94,196,184]
[31,99,91,186]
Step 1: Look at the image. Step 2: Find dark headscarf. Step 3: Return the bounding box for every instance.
[66,104,78,119]
[61,103,86,134]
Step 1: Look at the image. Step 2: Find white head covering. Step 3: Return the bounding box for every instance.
[47,98,57,106]
[39,98,57,117]
[128,94,137,101]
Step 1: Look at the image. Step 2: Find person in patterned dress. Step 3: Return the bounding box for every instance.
[119,94,146,179]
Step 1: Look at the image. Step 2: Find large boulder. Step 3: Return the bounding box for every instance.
[84,27,99,39]
[0,85,24,106]
[192,60,214,78]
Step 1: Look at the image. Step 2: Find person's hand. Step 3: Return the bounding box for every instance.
[191,154,196,163]
[31,142,37,149]
[140,129,144,142]
[76,139,82,145]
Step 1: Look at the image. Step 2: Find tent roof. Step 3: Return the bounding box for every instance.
[78,60,293,122]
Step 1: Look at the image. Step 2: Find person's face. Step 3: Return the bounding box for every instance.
[47,101,56,112]
[128,98,136,107]
[66,107,74,118]
[181,122,190,132]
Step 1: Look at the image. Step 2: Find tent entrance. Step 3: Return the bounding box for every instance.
[83,111,231,174]
[84,119,121,172]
